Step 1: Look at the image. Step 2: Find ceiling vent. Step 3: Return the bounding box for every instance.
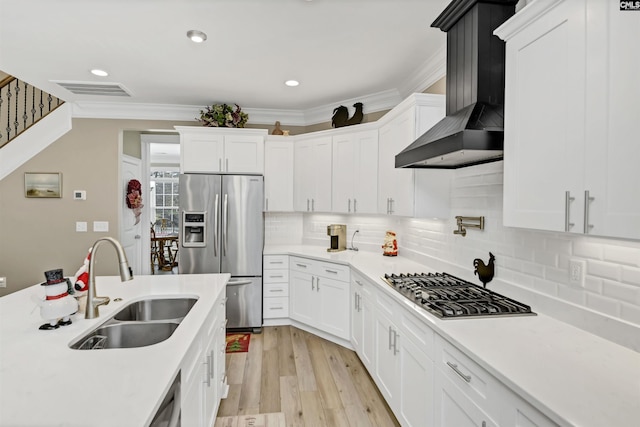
[52,81,131,97]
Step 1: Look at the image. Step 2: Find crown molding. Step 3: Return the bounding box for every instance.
[70,62,443,126]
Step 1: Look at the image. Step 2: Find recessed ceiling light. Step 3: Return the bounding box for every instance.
[285,80,300,87]
[90,69,109,77]
[187,30,207,43]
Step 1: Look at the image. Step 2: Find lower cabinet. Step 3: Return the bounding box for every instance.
[351,271,374,370]
[289,256,350,340]
[263,255,290,323]
[181,292,227,426]
[372,286,435,427]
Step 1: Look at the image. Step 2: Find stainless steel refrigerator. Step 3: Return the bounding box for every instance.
[179,174,263,331]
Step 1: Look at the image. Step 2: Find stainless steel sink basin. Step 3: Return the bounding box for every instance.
[70,322,179,350]
[70,296,198,350]
[113,297,197,321]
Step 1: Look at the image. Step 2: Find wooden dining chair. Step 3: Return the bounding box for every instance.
[150,227,160,274]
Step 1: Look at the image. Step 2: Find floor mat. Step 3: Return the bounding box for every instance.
[225,333,251,353]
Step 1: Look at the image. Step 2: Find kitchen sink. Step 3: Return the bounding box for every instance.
[70,296,198,350]
[70,322,180,350]
[113,297,197,321]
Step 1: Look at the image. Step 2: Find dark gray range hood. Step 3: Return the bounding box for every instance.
[395,0,516,169]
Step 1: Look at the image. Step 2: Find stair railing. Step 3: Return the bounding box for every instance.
[0,75,65,149]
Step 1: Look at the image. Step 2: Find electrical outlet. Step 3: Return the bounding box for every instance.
[0,277,6,288]
[76,221,87,232]
[569,259,586,286]
[93,221,109,232]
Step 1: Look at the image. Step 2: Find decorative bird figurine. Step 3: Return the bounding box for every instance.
[331,102,364,128]
[473,252,495,288]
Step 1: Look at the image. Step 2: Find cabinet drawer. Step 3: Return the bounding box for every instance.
[264,269,289,283]
[264,255,289,270]
[290,257,314,273]
[401,309,435,358]
[315,260,350,282]
[263,297,289,318]
[264,282,289,297]
[435,335,501,414]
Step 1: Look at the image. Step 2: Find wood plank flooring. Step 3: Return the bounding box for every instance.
[215,326,400,427]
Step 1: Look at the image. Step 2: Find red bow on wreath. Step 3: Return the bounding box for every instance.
[126,179,143,224]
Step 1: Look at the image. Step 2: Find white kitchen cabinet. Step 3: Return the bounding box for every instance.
[264,137,294,212]
[373,288,435,427]
[497,0,640,239]
[176,126,266,174]
[289,256,350,340]
[332,128,379,214]
[263,255,290,324]
[377,94,446,217]
[294,136,332,212]
[181,292,227,426]
[351,271,375,370]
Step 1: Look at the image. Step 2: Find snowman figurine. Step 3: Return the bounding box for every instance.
[37,269,78,330]
[382,231,398,256]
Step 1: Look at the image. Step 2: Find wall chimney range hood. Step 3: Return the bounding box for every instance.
[395,0,516,169]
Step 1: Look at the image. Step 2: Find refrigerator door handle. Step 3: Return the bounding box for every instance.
[223,193,229,256]
[227,280,253,286]
[213,194,219,256]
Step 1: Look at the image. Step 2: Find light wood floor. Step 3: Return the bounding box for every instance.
[215,325,400,427]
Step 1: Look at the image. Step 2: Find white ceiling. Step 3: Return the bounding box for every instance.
[0,0,449,117]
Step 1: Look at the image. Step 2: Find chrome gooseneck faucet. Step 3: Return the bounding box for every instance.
[85,237,133,319]
[349,229,360,251]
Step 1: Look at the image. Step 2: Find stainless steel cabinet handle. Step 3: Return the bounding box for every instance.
[269,289,284,292]
[311,276,315,291]
[296,263,307,268]
[214,194,219,256]
[386,198,390,214]
[226,158,229,172]
[228,280,252,286]
[389,198,394,215]
[271,306,284,310]
[355,280,362,286]
[270,261,284,265]
[204,355,211,386]
[354,199,357,213]
[312,198,315,211]
[266,198,269,212]
[134,235,141,239]
[357,293,361,311]
[446,361,472,383]
[325,269,338,274]
[354,292,358,310]
[348,199,351,213]
[584,190,594,234]
[270,275,284,278]
[209,350,214,379]
[223,193,229,255]
[393,331,399,355]
[388,326,393,350]
[316,277,320,291]
[565,191,575,231]
[219,158,222,171]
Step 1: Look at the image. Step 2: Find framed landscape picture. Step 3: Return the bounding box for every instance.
[25,172,62,198]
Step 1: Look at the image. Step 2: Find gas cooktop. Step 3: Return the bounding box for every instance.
[382,272,535,319]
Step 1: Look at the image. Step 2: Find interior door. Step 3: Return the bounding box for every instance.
[121,155,143,275]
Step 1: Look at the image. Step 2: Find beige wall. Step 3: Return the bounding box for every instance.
[0,118,191,296]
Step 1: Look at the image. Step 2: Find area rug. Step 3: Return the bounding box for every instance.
[225,333,251,353]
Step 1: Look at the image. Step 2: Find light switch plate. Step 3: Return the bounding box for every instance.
[0,277,6,288]
[76,221,87,232]
[93,221,109,232]
[73,190,86,200]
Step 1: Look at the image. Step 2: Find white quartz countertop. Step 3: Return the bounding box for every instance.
[265,245,640,427]
[0,273,228,427]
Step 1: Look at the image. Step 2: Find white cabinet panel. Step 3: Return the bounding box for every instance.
[294,136,332,212]
[264,137,294,212]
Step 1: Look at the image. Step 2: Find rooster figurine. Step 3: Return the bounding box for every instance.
[331,102,364,128]
[473,252,495,288]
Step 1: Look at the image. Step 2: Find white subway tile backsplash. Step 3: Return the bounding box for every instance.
[602,280,640,305]
[573,239,604,259]
[587,260,621,281]
[603,245,640,267]
[586,293,621,317]
[621,267,640,286]
[620,303,640,324]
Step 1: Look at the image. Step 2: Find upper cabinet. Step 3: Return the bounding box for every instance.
[377,94,447,217]
[176,126,267,174]
[264,136,294,212]
[496,0,640,239]
[332,128,379,214]
[294,135,332,212]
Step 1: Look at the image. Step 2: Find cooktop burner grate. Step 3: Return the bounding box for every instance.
[382,272,535,319]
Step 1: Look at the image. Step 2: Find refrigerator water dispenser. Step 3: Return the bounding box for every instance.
[182,212,206,247]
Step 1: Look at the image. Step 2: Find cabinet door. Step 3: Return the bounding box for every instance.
[353,130,379,214]
[316,275,350,340]
[224,134,264,173]
[585,2,640,239]
[332,133,356,213]
[264,139,294,212]
[502,0,586,232]
[181,133,224,173]
[312,136,333,212]
[434,370,498,427]
[398,331,435,427]
[294,140,314,211]
[289,270,317,326]
[373,307,400,403]
[378,115,415,216]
